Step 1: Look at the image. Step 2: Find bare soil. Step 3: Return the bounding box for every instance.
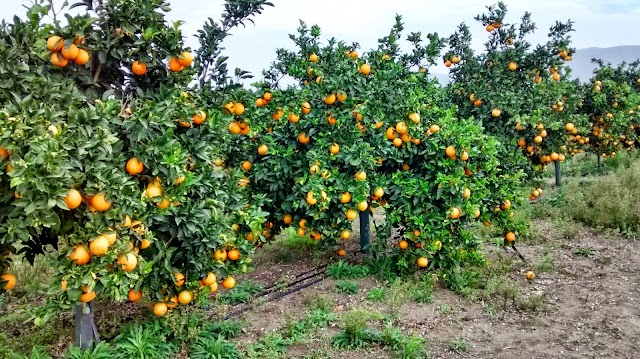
[235,219,640,358]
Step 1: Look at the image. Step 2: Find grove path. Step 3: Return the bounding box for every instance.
[240,223,640,358]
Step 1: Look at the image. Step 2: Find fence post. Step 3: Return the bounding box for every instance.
[554,160,562,187]
[359,209,371,254]
[75,303,100,349]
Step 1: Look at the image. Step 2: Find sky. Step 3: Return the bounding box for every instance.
[3,0,640,80]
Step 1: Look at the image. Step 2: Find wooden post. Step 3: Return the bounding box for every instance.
[554,160,562,187]
[75,303,100,349]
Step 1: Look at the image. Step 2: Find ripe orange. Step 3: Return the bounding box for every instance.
[460,150,469,161]
[473,99,482,106]
[228,122,241,134]
[393,137,402,147]
[256,98,267,107]
[178,51,193,67]
[222,276,236,289]
[1,273,16,291]
[408,113,420,124]
[565,123,575,131]
[395,121,408,134]
[214,249,227,262]
[80,290,96,303]
[552,72,560,81]
[505,232,516,242]
[340,192,352,204]
[301,102,311,114]
[146,184,162,198]
[118,252,137,272]
[309,53,319,62]
[47,35,64,52]
[550,152,559,161]
[131,61,147,75]
[337,249,346,257]
[399,240,409,250]
[357,201,368,211]
[89,236,110,256]
[417,257,429,268]
[91,193,112,211]
[330,143,340,155]
[128,289,143,302]
[153,302,168,317]
[192,110,207,125]
[64,189,82,210]
[355,171,367,181]
[533,136,543,144]
[463,188,471,199]
[50,52,68,67]
[140,238,151,249]
[69,245,91,265]
[359,63,371,76]
[450,207,461,219]
[451,55,460,64]
[61,44,79,60]
[178,290,193,305]
[373,187,384,198]
[445,146,456,159]
[258,144,268,156]
[486,24,494,32]
[508,62,517,71]
[169,57,184,72]
[174,272,186,287]
[241,161,252,171]
[444,60,452,68]
[337,91,348,102]
[298,132,310,144]
[324,93,336,105]
[385,127,397,140]
[74,49,90,65]
[340,230,351,240]
[283,214,293,225]
[346,209,358,220]
[126,157,144,175]
[526,271,536,281]
[491,108,501,118]
[429,124,440,134]
[228,249,240,261]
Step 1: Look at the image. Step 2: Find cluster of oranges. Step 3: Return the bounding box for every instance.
[444,55,461,68]
[131,51,193,76]
[47,35,90,68]
[149,272,234,317]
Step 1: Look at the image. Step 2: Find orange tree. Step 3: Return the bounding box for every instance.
[446,2,589,184]
[222,17,525,282]
[581,60,640,159]
[0,0,269,347]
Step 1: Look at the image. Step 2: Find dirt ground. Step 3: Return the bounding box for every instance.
[235,219,640,358]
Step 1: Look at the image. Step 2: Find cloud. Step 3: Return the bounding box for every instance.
[4,0,640,81]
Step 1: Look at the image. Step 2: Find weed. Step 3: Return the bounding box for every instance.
[63,342,113,359]
[534,254,554,273]
[6,346,53,359]
[217,280,263,305]
[574,248,595,257]
[112,321,176,359]
[517,294,548,312]
[200,320,243,340]
[449,337,470,353]
[303,295,334,312]
[335,280,359,294]
[190,335,243,359]
[437,304,450,314]
[333,309,384,349]
[326,260,370,280]
[366,287,387,302]
[246,332,288,358]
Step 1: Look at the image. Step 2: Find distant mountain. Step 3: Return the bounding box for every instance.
[567,46,640,81]
[429,46,640,85]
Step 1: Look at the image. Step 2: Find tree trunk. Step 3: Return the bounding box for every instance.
[359,208,371,254]
[75,302,100,349]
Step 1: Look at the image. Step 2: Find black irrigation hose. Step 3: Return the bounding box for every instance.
[217,253,363,320]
